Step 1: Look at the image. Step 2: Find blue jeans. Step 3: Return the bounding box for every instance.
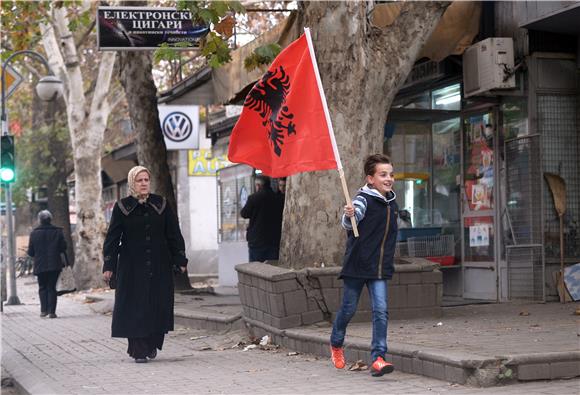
[330,277,389,361]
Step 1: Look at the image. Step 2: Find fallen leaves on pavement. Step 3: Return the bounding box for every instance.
[348,360,368,371]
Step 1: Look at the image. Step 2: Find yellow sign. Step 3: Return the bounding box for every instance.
[188,149,231,176]
[0,65,23,99]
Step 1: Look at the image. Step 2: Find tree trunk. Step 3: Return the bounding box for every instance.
[42,6,118,289]
[280,2,449,269]
[70,117,109,290]
[31,93,75,269]
[118,0,187,289]
[118,51,177,212]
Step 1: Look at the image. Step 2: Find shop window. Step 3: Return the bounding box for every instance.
[432,118,461,226]
[392,91,430,110]
[432,84,461,111]
[502,99,528,140]
[386,117,461,263]
[388,122,431,227]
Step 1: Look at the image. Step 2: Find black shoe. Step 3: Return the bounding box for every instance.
[48,313,57,318]
[148,349,157,360]
[134,358,148,363]
[40,312,48,318]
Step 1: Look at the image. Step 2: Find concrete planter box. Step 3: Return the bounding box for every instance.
[235,258,442,330]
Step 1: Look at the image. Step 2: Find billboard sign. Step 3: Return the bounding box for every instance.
[97,6,210,50]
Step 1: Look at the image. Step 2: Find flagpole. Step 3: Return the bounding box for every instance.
[304,27,359,237]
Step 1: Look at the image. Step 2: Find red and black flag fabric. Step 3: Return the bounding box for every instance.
[227,33,337,178]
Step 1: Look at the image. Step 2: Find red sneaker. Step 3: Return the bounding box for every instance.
[371,356,394,377]
[330,346,346,369]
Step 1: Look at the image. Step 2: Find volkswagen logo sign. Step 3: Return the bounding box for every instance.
[162,111,192,142]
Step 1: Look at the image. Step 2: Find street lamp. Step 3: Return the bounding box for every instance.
[1,50,62,307]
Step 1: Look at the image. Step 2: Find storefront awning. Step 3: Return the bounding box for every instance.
[520,3,580,35]
[369,2,481,62]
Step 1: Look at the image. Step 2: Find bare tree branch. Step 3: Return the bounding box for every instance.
[75,18,96,49]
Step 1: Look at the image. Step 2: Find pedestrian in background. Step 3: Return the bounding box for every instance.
[27,210,67,318]
[241,175,283,262]
[103,166,188,363]
[330,154,398,377]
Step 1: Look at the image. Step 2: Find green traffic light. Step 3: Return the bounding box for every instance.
[1,135,16,183]
[0,167,15,182]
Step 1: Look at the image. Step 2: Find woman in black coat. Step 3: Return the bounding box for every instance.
[27,210,67,318]
[103,166,188,363]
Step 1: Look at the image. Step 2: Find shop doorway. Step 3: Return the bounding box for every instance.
[461,110,499,300]
[386,109,463,298]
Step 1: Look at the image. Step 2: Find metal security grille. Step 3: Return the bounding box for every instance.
[505,134,544,301]
[506,245,544,300]
[538,95,580,259]
[505,135,543,245]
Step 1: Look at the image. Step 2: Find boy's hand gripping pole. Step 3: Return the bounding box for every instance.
[338,168,359,238]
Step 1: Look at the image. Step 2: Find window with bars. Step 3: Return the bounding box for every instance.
[538,95,580,259]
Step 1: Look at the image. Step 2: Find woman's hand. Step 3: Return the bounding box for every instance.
[103,271,113,281]
[180,266,187,273]
[344,204,355,218]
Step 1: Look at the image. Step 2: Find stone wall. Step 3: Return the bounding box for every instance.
[236,258,442,330]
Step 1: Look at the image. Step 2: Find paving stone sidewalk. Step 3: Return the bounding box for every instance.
[310,301,580,358]
[2,278,580,394]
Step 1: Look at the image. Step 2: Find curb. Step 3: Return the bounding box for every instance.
[174,309,244,332]
[240,316,580,387]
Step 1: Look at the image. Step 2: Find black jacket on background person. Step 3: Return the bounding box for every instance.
[27,224,67,275]
[241,187,283,249]
[102,194,188,339]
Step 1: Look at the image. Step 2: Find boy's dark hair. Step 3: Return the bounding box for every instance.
[364,154,392,176]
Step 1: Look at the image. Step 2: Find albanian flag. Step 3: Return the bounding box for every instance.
[228,33,337,178]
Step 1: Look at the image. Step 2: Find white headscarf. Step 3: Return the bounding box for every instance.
[127,165,151,203]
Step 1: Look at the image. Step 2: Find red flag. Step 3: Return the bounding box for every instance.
[227,33,337,178]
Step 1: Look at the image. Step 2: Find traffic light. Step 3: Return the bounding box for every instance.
[1,135,16,183]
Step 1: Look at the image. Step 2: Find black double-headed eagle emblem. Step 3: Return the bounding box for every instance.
[244,66,296,157]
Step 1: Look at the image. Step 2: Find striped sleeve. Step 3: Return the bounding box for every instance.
[341,195,367,230]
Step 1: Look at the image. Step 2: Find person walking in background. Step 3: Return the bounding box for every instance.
[103,166,188,363]
[330,154,399,377]
[241,175,283,262]
[277,178,286,196]
[27,210,67,318]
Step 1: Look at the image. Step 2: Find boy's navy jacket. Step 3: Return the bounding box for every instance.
[340,185,398,280]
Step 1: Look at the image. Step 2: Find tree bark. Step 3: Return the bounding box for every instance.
[118,51,177,212]
[31,95,75,269]
[118,1,187,289]
[279,2,449,269]
[41,7,117,289]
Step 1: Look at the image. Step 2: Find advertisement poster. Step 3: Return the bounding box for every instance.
[471,184,490,210]
[158,105,199,150]
[188,149,231,176]
[97,6,209,50]
[469,224,490,247]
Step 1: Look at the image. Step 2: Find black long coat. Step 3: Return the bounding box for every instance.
[27,224,67,275]
[102,194,188,338]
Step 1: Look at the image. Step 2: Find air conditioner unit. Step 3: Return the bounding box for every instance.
[463,37,516,98]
